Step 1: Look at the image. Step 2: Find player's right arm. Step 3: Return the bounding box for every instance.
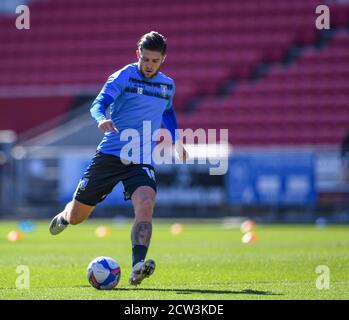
[91,94,118,133]
[90,69,127,133]
[98,119,118,133]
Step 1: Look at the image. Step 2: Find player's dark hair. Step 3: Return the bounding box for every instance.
[137,31,167,55]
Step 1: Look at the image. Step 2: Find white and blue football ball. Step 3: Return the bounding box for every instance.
[87,256,121,290]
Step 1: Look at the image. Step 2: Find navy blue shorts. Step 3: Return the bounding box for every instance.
[74,152,157,206]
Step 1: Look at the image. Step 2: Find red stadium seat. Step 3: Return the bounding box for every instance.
[1,0,349,141]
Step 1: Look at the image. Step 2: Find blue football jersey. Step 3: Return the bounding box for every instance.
[90,63,176,164]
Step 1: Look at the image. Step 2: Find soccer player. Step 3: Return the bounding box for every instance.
[49,31,188,286]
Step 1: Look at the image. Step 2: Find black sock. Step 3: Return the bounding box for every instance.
[132,245,148,267]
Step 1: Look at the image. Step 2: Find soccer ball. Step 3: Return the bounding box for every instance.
[87,256,121,290]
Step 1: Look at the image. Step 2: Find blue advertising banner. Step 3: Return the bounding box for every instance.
[226,151,317,206]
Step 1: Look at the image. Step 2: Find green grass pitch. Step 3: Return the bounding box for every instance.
[0,219,348,300]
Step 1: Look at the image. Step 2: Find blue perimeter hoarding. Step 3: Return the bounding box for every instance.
[58,150,316,207]
[226,151,317,206]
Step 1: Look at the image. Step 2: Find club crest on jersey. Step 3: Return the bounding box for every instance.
[160,84,167,98]
[78,178,89,191]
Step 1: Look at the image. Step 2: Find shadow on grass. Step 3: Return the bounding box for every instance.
[0,284,282,296]
[75,285,282,296]
[121,288,282,296]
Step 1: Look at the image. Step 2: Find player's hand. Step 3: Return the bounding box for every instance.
[98,119,118,133]
[175,140,189,161]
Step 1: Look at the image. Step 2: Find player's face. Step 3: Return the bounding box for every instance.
[137,49,166,78]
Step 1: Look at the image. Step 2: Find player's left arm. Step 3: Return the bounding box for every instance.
[162,103,189,161]
[162,106,179,142]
